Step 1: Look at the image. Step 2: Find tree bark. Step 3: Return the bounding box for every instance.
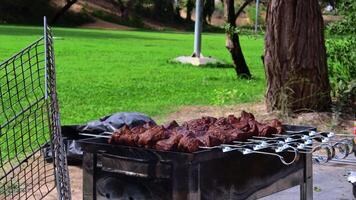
[224,0,251,78]
[203,0,215,24]
[264,0,332,112]
[153,0,175,19]
[51,0,78,25]
[186,0,194,21]
[108,0,128,20]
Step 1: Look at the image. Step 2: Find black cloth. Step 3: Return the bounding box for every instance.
[45,112,156,165]
[78,112,156,133]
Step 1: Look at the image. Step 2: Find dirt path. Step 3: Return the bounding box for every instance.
[79,17,134,31]
[262,161,356,200]
[45,166,83,200]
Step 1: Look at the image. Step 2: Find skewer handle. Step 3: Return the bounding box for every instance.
[79,133,111,138]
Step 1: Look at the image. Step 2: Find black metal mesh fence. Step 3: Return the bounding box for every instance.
[0,18,71,199]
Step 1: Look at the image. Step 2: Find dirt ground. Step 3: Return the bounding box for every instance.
[79,17,134,30]
[44,103,355,199]
[44,166,82,200]
[262,161,356,200]
[158,102,353,134]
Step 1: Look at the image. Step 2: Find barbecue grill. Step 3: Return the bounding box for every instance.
[78,125,323,200]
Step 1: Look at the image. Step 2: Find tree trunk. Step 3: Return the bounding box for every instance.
[186,0,194,21]
[51,0,77,25]
[154,0,175,19]
[203,0,215,24]
[122,0,135,20]
[224,0,251,78]
[264,0,332,112]
[109,0,128,20]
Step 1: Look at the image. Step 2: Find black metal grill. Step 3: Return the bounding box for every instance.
[78,125,315,200]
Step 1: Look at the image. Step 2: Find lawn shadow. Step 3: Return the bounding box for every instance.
[168,59,234,69]
[0,25,179,41]
[201,63,234,69]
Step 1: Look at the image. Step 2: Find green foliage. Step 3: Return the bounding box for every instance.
[214,1,225,16]
[0,182,24,196]
[328,0,356,35]
[246,5,264,26]
[326,37,356,84]
[213,89,239,105]
[326,0,356,113]
[224,23,240,36]
[0,25,265,124]
[0,0,53,24]
[326,37,356,113]
[0,0,92,26]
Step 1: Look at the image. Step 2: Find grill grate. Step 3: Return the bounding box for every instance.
[79,125,353,166]
[0,17,71,199]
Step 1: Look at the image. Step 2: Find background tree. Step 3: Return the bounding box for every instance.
[203,0,215,24]
[185,0,195,21]
[264,0,332,112]
[0,0,53,24]
[51,0,78,25]
[223,0,253,78]
[153,0,175,19]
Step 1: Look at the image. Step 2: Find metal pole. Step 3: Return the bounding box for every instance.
[193,0,203,58]
[43,16,48,100]
[255,0,260,33]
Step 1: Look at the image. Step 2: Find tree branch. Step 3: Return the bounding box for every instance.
[234,0,254,21]
[51,0,78,25]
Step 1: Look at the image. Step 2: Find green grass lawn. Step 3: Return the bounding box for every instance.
[0,25,265,124]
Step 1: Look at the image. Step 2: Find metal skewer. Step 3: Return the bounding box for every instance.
[79,133,112,138]
[80,128,353,166]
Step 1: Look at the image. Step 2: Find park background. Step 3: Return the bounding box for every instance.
[0,1,355,198]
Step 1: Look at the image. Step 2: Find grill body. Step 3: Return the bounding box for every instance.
[79,125,314,200]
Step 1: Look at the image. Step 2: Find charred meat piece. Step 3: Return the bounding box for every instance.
[118,133,139,146]
[155,132,183,151]
[182,116,217,135]
[205,120,234,145]
[230,119,251,132]
[108,132,120,144]
[137,126,169,148]
[197,133,223,147]
[240,111,255,121]
[178,132,204,152]
[255,123,278,137]
[130,125,148,135]
[270,119,283,134]
[109,111,284,152]
[164,120,179,130]
[228,129,254,141]
[227,114,240,124]
[247,120,259,136]
[143,121,156,129]
[108,125,139,145]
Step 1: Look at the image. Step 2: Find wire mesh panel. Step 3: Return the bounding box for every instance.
[0,18,71,199]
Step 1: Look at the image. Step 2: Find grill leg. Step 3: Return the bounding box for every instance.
[83,152,97,200]
[300,154,313,200]
[172,163,201,200]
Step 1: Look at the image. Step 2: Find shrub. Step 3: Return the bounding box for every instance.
[326,36,356,113]
[326,0,356,114]
[246,5,264,26]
